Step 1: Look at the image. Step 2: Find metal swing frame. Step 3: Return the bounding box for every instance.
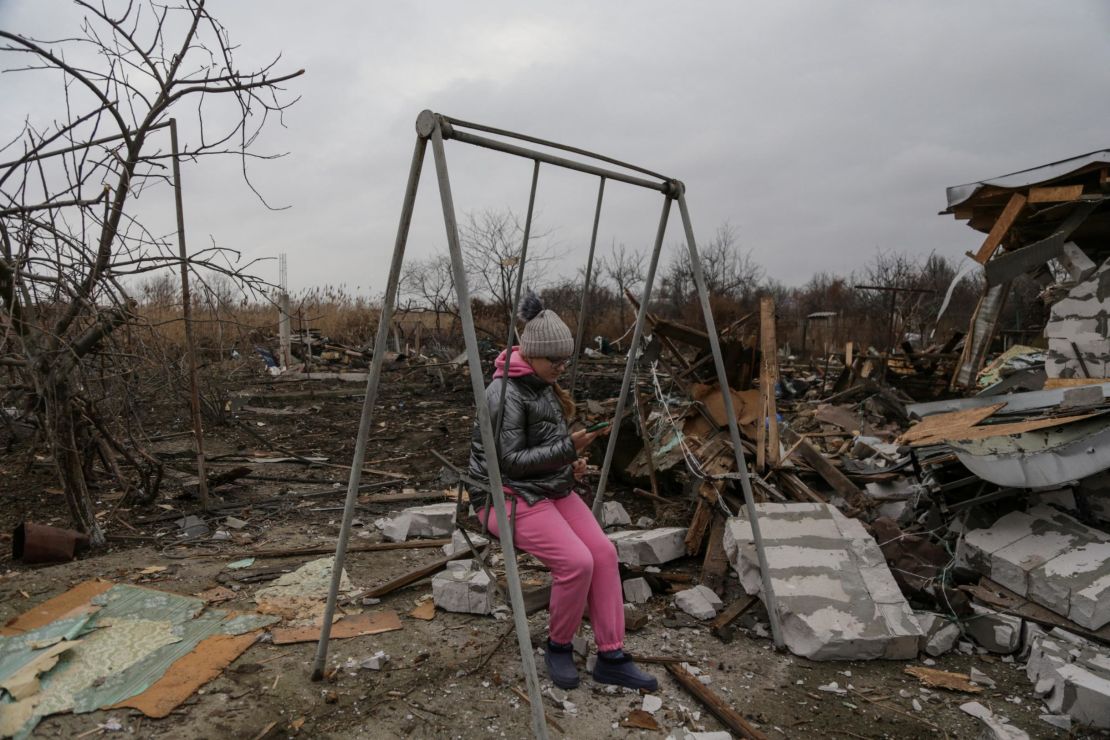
[311,110,783,739]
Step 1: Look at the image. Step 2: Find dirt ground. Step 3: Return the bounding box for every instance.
[0,362,1077,738]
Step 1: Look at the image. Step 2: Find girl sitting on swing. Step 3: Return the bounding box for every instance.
[467,290,657,691]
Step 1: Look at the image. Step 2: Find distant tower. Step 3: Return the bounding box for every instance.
[278,253,292,368]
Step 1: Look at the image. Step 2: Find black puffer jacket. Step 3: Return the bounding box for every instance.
[467,373,577,510]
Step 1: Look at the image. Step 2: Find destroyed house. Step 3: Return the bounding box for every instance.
[944,149,1110,387]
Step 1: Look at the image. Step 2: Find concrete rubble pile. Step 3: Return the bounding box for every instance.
[559,151,1110,732]
[1025,627,1110,729]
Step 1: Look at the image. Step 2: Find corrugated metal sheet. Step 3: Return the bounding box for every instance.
[946,150,1110,209]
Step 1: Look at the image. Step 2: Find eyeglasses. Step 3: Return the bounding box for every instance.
[548,356,572,369]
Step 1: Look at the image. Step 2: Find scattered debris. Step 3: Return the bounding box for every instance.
[958,701,1029,740]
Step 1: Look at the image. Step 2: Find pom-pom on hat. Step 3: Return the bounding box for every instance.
[517,289,574,359]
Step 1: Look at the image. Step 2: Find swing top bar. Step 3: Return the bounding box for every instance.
[416,110,679,196]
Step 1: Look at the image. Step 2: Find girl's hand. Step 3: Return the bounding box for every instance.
[570,424,609,452]
[572,457,588,481]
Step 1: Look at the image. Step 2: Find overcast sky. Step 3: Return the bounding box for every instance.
[3,1,1110,297]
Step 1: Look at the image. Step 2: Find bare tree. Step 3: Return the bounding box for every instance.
[399,253,457,333]
[0,1,301,544]
[659,221,763,317]
[598,240,644,328]
[460,208,557,336]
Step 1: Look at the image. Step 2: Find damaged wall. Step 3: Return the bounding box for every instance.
[1046,256,1110,380]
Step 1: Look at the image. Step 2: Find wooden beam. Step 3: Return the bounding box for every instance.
[1027,184,1084,203]
[666,663,768,740]
[759,297,780,468]
[973,192,1026,264]
[684,499,713,556]
[365,548,479,598]
[699,515,729,595]
[780,427,865,509]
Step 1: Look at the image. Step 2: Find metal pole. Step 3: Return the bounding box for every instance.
[495,160,540,443]
[676,187,785,649]
[446,128,668,193]
[430,116,549,740]
[568,177,605,397]
[591,194,672,518]
[169,118,208,512]
[311,131,428,680]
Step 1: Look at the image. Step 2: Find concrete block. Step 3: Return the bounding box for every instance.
[955,511,1035,574]
[381,513,412,543]
[432,565,494,614]
[607,527,687,565]
[403,502,457,538]
[636,516,655,528]
[915,609,960,658]
[601,501,631,528]
[990,527,1080,596]
[441,529,488,556]
[675,586,719,620]
[963,507,1110,630]
[622,577,652,604]
[1025,628,1110,728]
[1053,663,1110,728]
[925,622,960,657]
[725,503,924,661]
[965,604,1022,654]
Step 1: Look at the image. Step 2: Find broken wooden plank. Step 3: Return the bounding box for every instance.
[666,662,767,740]
[271,611,403,644]
[365,549,479,598]
[897,403,1005,446]
[758,296,780,470]
[684,499,713,556]
[943,412,1094,442]
[1027,184,1084,203]
[711,594,756,631]
[626,654,698,665]
[904,666,982,693]
[773,471,827,505]
[710,594,757,641]
[973,192,1026,264]
[699,515,729,595]
[780,427,865,507]
[242,539,451,560]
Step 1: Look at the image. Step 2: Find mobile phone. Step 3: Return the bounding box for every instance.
[585,420,611,432]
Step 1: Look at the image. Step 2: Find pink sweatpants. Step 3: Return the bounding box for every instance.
[481,493,625,651]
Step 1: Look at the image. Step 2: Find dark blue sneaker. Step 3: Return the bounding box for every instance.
[545,640,579,689]
[592,650,658,691]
